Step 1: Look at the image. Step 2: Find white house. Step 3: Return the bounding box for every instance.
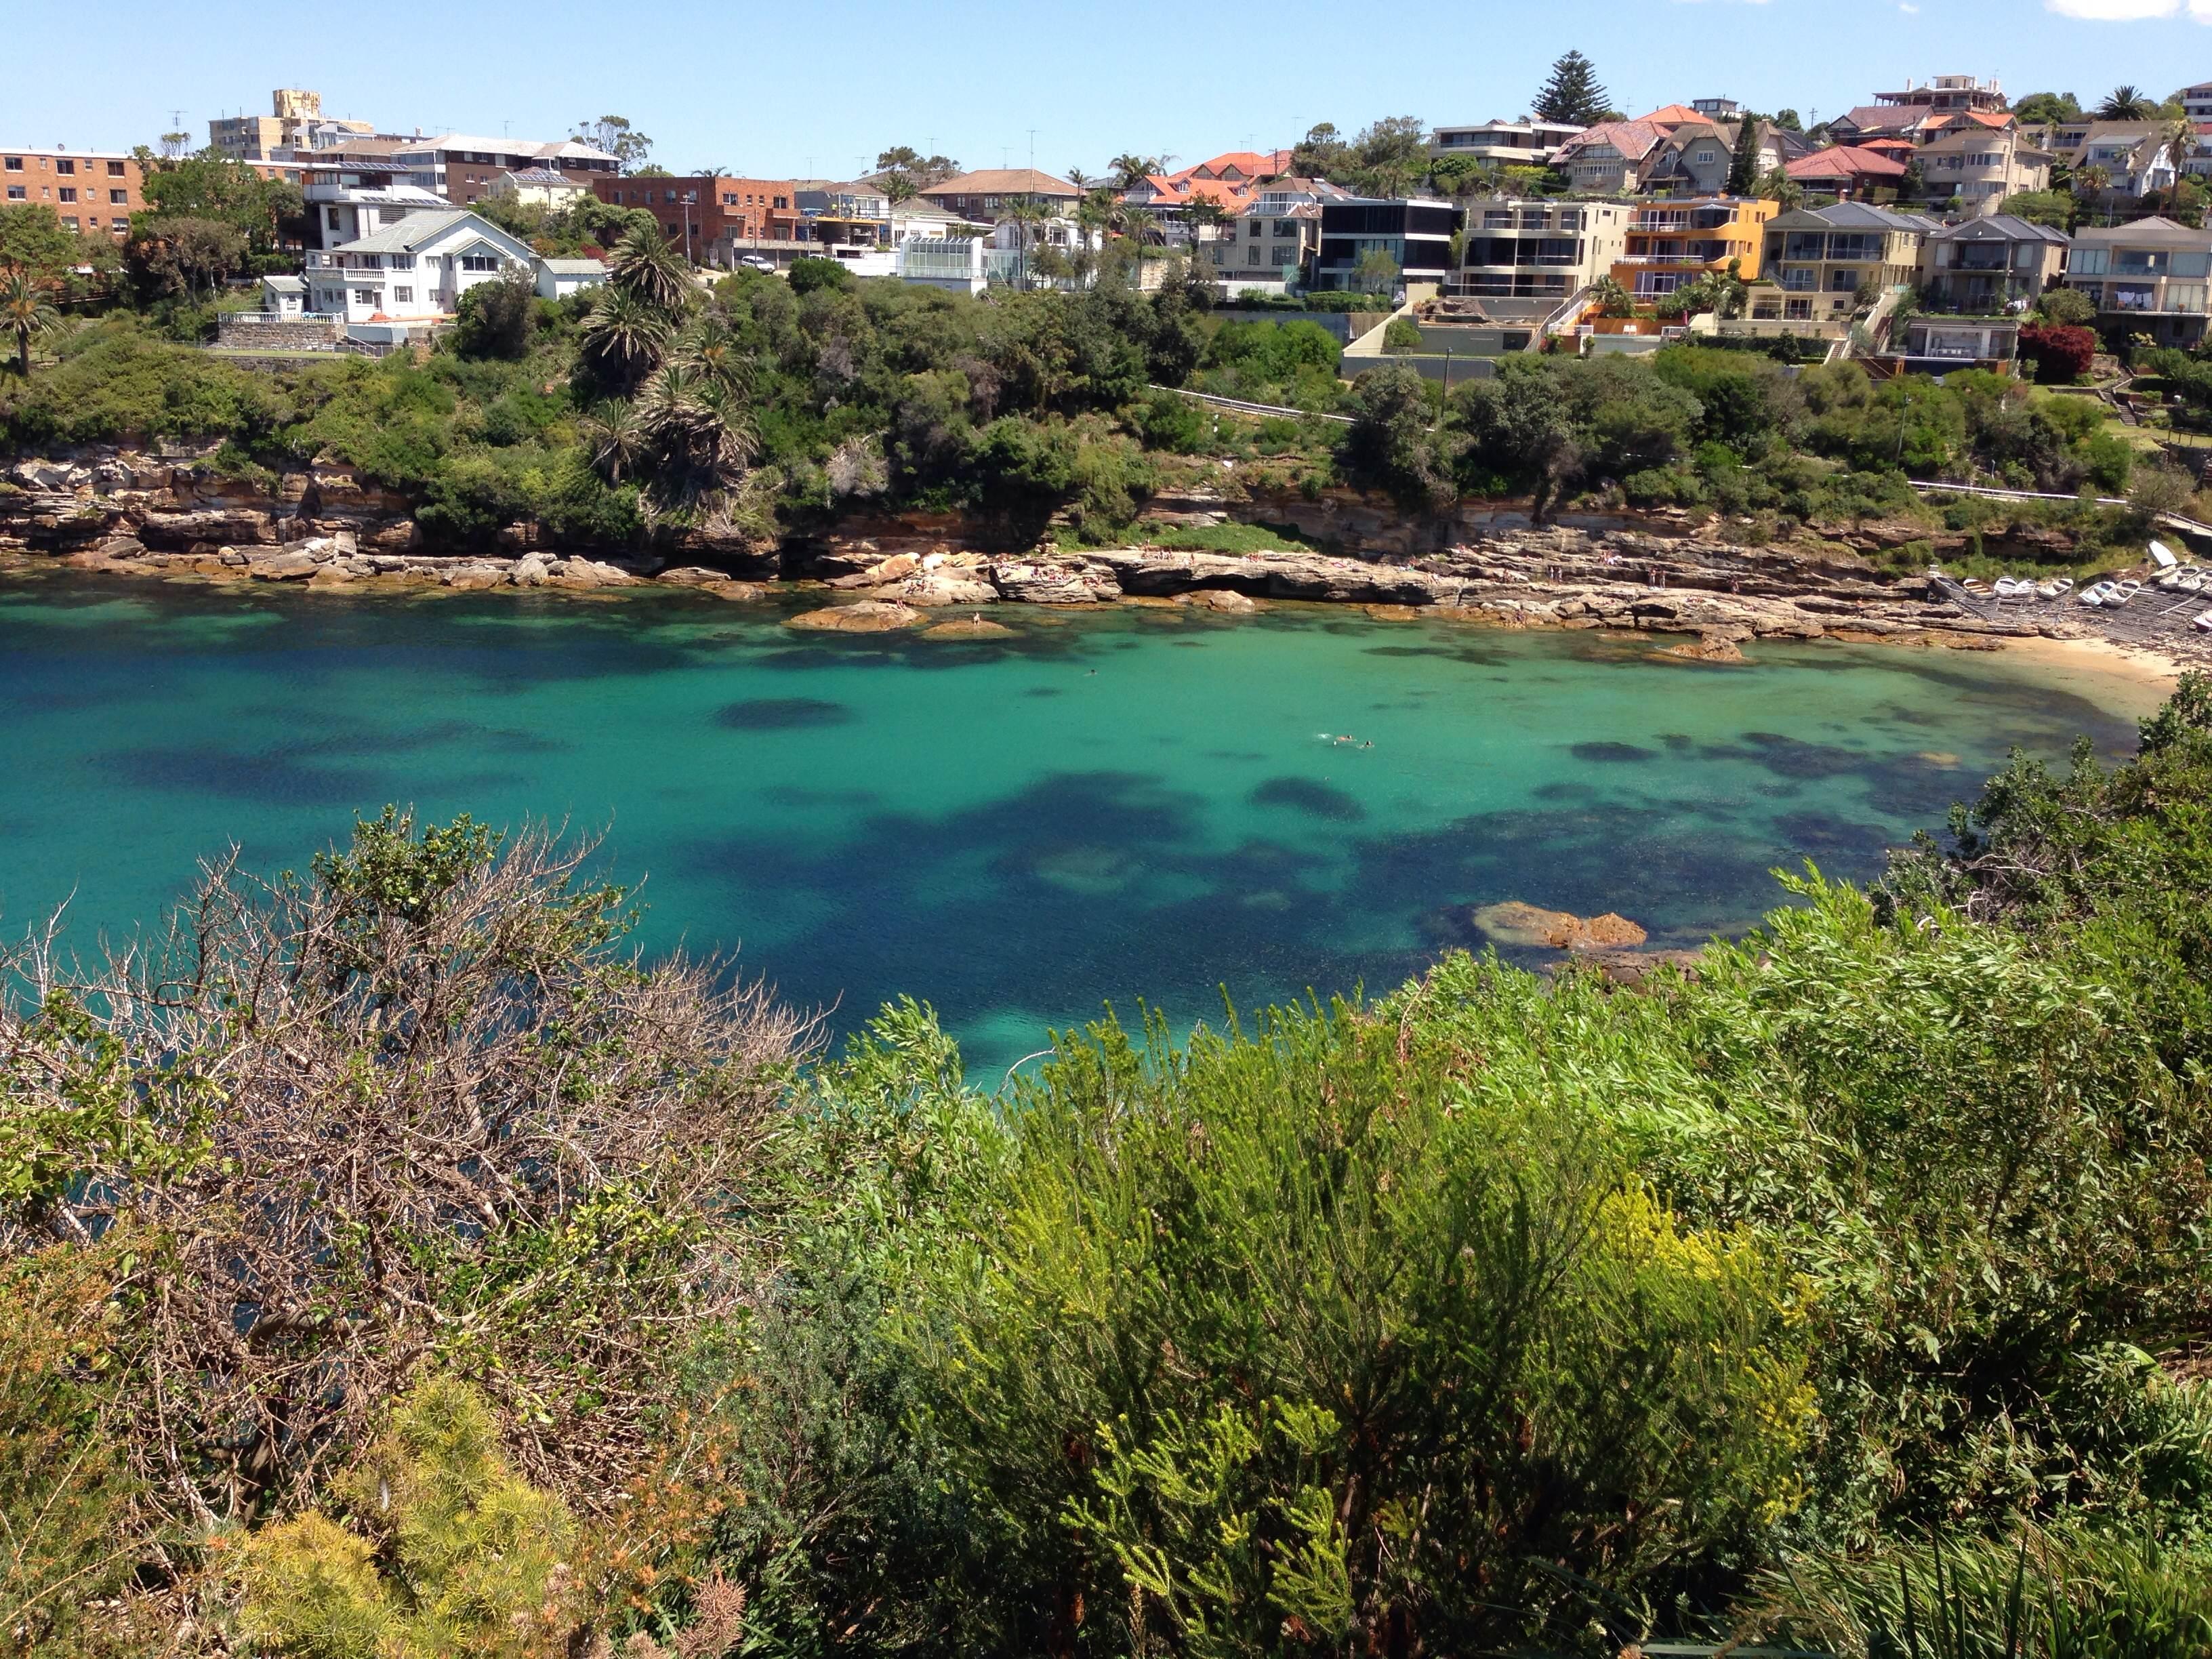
[535,257,608,300]
[259,274,310,316]
[489,167,592,210]
[306,209,539,333]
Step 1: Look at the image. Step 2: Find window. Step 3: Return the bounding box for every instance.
[1272,245,1296,266]
[2072,246,2108,275]
[1248,246,1261,266]
[109,189,127,204]
[353,287,377,306]
[328,207,342,230]
[722,192,737,205]
[1784,298,1813,319]
[106,160,126,176]
[1694,148,1716,163]
[1830,268,1860,292]
[394,285,413,303]
[459,253,499,270]
[57,187,76,203]
[60,216,77,229]
[388,254,412,269]
[664,189,678,203]
[774,195,787,209]
[2,158,19,171]
[4,187,20,201]
[85,216,98,228]
[54,159,75,176]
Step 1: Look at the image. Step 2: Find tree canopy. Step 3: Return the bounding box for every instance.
[1533,49,1612,127]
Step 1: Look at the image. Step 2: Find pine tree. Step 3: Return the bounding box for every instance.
[1727,119,1763,196]
[1533,51,1610,127]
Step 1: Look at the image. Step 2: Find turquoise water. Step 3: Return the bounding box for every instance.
[0,572,2152,1075]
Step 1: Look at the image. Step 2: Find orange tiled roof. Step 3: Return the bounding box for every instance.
[1177,148,1294,182]
[1640,104,1704,127]
[1786,144,1910,182]
[1558,118,1672,162]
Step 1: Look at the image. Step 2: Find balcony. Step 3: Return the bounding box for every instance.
[1618,253,1726,267]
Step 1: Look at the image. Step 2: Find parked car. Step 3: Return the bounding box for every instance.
[739,254,777,272]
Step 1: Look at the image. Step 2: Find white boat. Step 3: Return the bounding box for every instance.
[2037,577,2074,600]
[2109,579,2143,608]
[2080,581,2116,606]
[2158,567,2190,590]
[1994,577,2022,599]
[2195,609,2212,634]
[2150,539,2178,570]
[2184,571,2209,594]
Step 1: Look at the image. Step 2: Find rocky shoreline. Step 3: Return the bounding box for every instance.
[3,447,2197,670]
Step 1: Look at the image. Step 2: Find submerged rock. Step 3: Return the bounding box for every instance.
[787,600,926,632]
[924,617,1015,639]
[1471,901,1649,951]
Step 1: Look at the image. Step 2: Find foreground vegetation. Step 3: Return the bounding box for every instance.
[5,673,2212,1655]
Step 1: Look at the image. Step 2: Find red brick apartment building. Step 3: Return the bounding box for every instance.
[591,176,800,255]
[2,147,146,235]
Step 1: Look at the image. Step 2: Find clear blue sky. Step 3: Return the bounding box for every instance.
[18,0,2212,176]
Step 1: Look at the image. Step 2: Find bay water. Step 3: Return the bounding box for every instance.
[0,573,2152,1075]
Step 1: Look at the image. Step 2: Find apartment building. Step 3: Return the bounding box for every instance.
[1313,196,1461,291]
[1919,213,2069,312]
[1755,203,1940,322]
[1453,198,1631,305]
[209,89,371,163]
[1223,179,1346,289]
[1,147,145,236]
[1427,118,1583,167]
[2066,217,2212,348]
[1610,196,1774,300]
[796,182,893,247]
[1873,75,2007,116]
[592,175,801,258]
[1916,122,2051,211]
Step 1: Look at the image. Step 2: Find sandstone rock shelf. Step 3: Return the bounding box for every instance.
[5,445,2192,666]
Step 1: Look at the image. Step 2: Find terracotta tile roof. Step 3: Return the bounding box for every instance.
[1558,118,1671,162]
[1786,144,1910,182]
[1639,104,1704,127]
[1178,149,1294,182]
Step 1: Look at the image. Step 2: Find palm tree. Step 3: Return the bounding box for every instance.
[609,224,693,314]
[2097,85,2157,121]
[673,316,748,393]
[1109,153,1166,191]
[580,400,651,485]
[1117,203,1160,257]
[581,286,674,390]
[1589,275,1635,319]
[1000,196,1052,289]
[1,269,61,377]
